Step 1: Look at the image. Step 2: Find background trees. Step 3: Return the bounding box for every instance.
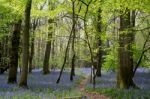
[0,0,149,90]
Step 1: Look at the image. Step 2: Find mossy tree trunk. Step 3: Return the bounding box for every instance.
[8,20,22,84]
[19,0,32,88]
[28,32,34,73]
[95,8,102,77]
[43,19,53,74]
[117,10,136,89]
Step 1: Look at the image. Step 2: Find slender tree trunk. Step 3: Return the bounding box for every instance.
[70,0,76,81]
[56,30,73,83]
[29,19,37,73]
[51,38,55,70]
[19,0,32,88]
[0,42,2,66]
[96,39,102,77]
[29,32,34,73]
[0,42,2,74]
[43,19,53,74]
[95,8,102,77]
[29,33,34,73]
[2,36,10,69]
[8,20,22,84]
[37,39,40,68]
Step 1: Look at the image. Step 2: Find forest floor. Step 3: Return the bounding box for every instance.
[84,68,150,99]
[0,68,150,99]
[78,75,109,99]
[0,69,83,99]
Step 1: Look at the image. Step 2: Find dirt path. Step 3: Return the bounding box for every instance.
[78,76,110,99]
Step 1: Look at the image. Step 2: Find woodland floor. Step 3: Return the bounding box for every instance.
[0,68,150,99]
[84,68,150,99]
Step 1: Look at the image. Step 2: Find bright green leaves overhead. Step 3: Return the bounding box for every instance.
[0,0,26,39]
[31,0,47,18]
[9,0,25,16]
[0,0,26,23]
[141,0,150,13]
[102,0,150,13]
[48,3,67,18]
[31,0,68,19]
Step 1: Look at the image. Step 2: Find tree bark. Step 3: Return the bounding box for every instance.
[8,20,22,84]
[29,19,37,73]
[70,0,76,81]
[43,19,53,74]
[29,32,34,73]
[95,8,102,77]
[56,29,73,83]
[51,38,55,70]
[117,10,136,89]
[0,42,2,66]
[19,0,32,88]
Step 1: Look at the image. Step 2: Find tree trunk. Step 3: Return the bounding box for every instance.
[2,36,10,69]
[29,32,34,73]
[29,19,37,73]
[95,8,102,77]
[130,11,136,69]
[37,39,40,68]
[117,10,136,89]
[43,19,53,74]
[51,38,55,70]
[70,0,76,81]
[19,0,32,88]
[8,20,22,84]
[56,29,73,83]
[0,42,2,66]
[96,39,102,77]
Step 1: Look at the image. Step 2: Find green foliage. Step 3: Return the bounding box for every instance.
[86,87,150,99]
[0,0,24,40]
[103,44,118,71]
[0,88,82,99]
[0,0,150,70]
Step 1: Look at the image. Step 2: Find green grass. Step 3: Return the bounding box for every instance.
[54,89,83,98]
[0,85,83,99]
[86,87,150,99]
[0,90,82,99]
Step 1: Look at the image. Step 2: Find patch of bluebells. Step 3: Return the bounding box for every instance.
[86,68,150,89]
[0,69,81,98]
